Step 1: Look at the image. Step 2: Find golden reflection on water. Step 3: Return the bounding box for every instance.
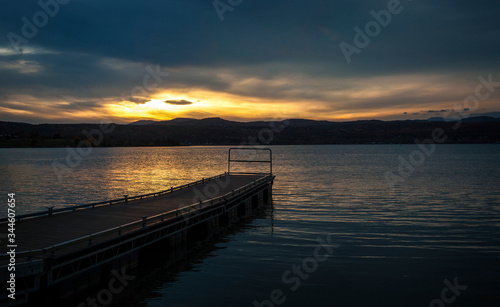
[2,145,500,306]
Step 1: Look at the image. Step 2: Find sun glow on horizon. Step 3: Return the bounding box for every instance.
[106,98,194,121]
[105,90,301,122]
[2,72,499,124]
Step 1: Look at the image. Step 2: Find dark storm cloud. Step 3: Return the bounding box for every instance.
[164,100,193,105]
[0,0,499,122]
[425,110,449,113]
[3,1,499,70]
[125,97,151,104]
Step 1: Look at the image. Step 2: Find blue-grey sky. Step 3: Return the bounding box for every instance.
[1,0,499,123]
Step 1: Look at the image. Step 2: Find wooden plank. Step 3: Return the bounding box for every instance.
[0,174,264,257]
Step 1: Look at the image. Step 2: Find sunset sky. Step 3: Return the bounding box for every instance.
[1,0,499,124]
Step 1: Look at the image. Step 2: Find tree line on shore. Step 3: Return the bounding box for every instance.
[1,117,499,147]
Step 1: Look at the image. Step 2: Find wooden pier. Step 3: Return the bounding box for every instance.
[0,148,275,306]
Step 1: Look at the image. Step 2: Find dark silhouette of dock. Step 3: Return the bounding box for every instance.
[0,148,275,305]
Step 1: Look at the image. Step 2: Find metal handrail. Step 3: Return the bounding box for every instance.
[228,147,272,174]
[0,173,229,223]
[0,174,274,261]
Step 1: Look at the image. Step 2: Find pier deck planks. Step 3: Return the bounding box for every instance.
[1,174,264,258]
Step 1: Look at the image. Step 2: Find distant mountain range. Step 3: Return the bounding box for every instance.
[127,117,337,127]
[1,116,499,147]
[425,116,500,123]
[128,116,500,126]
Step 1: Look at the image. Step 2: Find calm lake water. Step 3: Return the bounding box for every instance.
[1,145,500,306]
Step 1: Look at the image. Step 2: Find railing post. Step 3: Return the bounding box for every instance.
[124,194,128,203]
[228,148,231,174]
[171,186,173,193]
[270,148,272,174]
[46,206,54,216]
[142,216,148,228]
